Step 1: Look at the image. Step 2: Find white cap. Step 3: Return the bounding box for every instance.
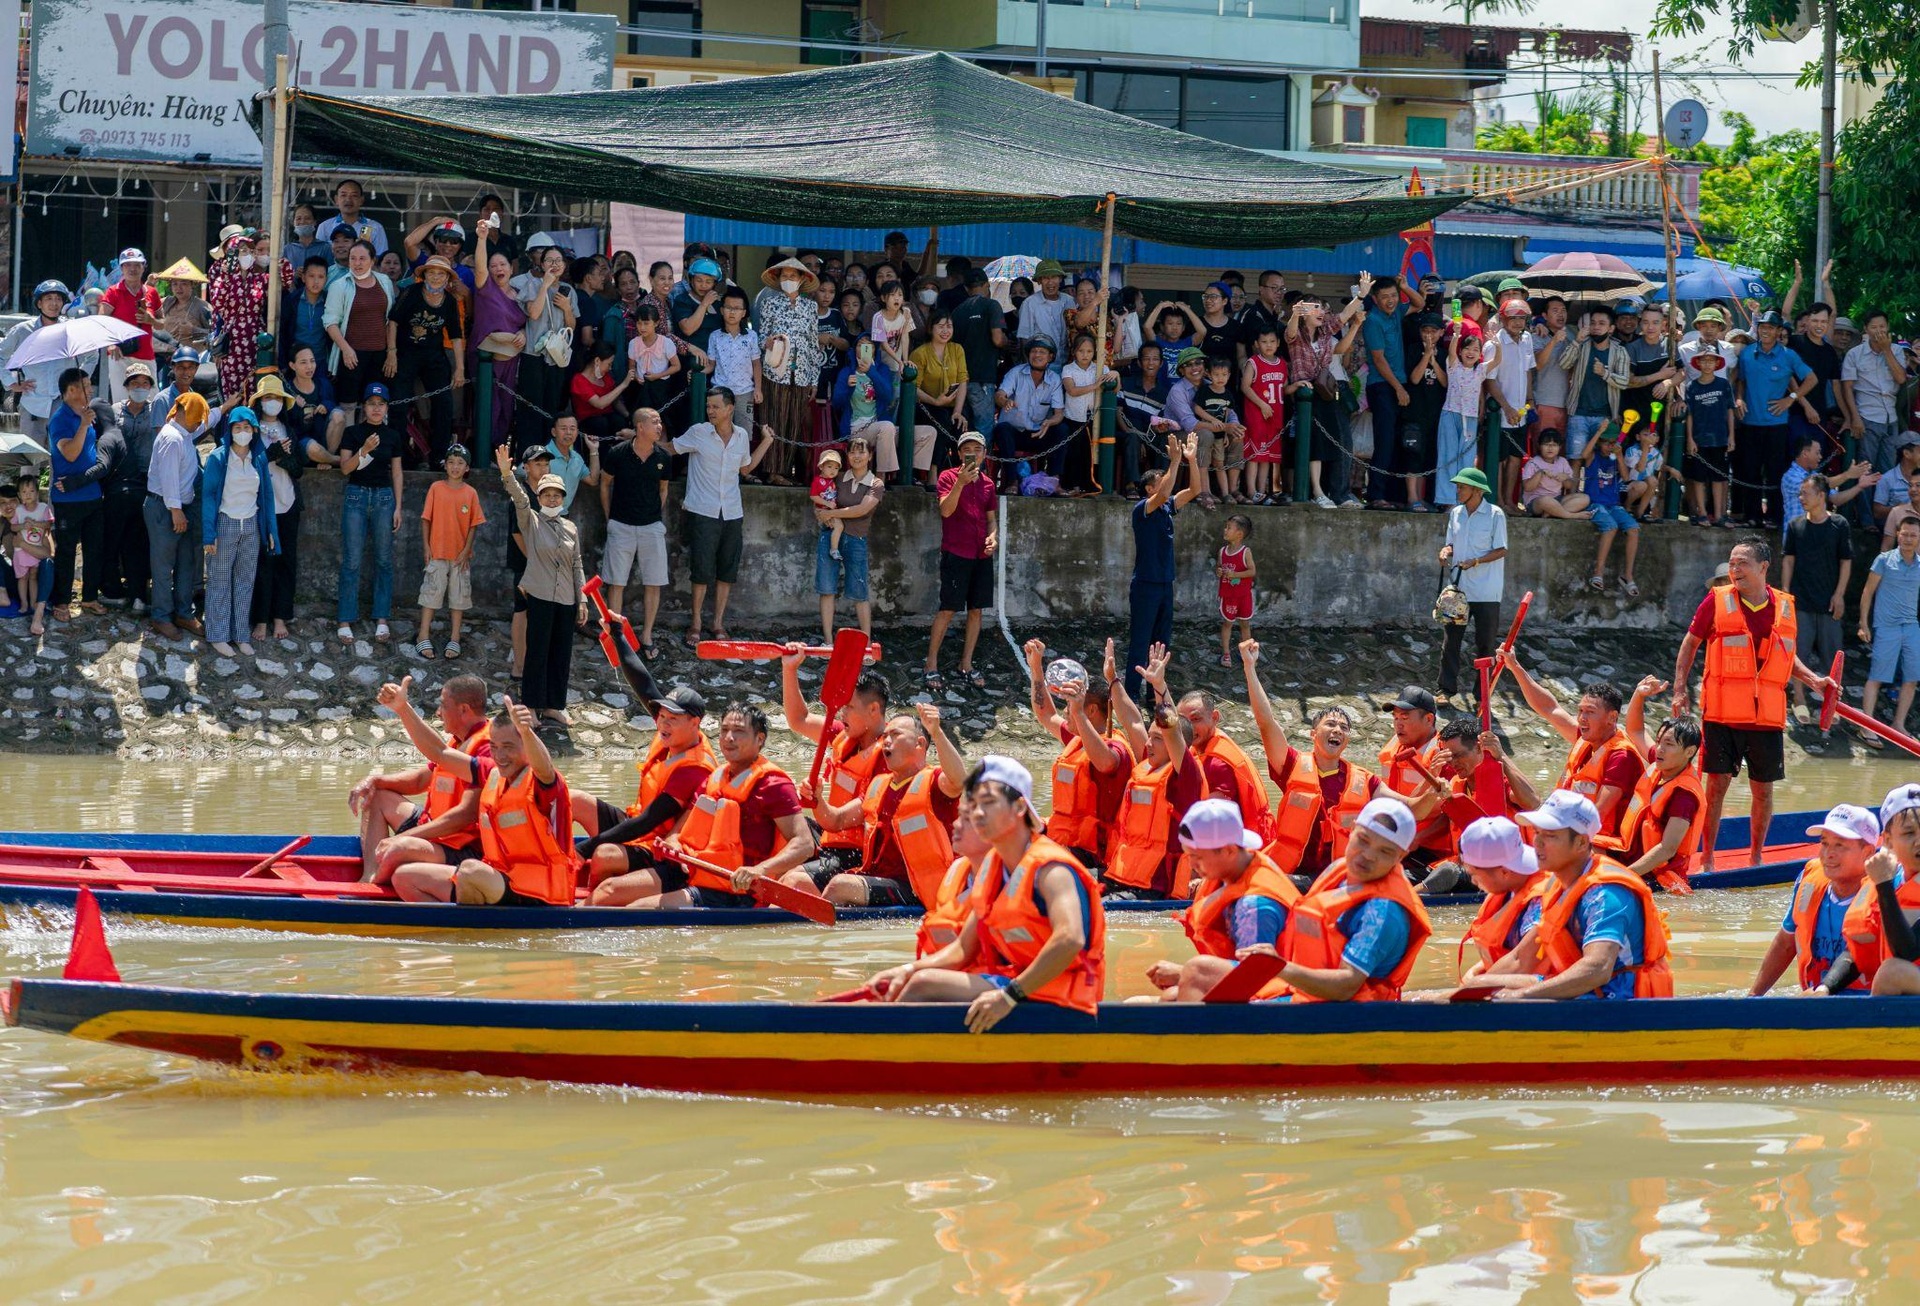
[1177,798,1262,852]
[1458,816,1540,875]
[1882,784,1920,832]
[1807,803,1881,844]
[1352,796,1418,852]
[973,755,1033,806]
[1518,789,1602,836]
[118,246,147,265]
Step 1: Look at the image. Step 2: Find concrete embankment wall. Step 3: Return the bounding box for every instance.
[295,474,1752,630]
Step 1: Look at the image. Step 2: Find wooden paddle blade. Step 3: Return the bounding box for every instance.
[1446,793,1487,828]
[1819,650,1844,732]
[1654,867,1694,895]
[1203,951,1285,1004]
[1447,982,1501,1003]
[1475,754,1509,820]
[62,888,121,983]
[808,630,873,793]
[749,876,838,926]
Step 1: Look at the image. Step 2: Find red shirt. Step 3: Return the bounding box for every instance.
[1626,781,1703,883]
[936,467,997,560]
[1270,747,1382,879]
[865,768,962,880]
[1159,753,1204,886]
[1197,749,1241,806]
[1688,588,1776,643]
[570,368,618,423]
[1594,744,1646,802]
[100,281,162,360]
[731,767,803,866]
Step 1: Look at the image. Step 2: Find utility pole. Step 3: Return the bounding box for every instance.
[1035,0,1048,79]
[1816,0,1836,273]
[1653,50,1683,520]
[261,0,291,232]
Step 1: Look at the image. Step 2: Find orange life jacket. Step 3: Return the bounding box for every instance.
[916,855,1002,960]
[477,764,578,906]
[1791,860,1868,991]
[1462,877,1547,973]
[820,730,886,850]
[1106,757,1179,893]
[1535,856,1673,997]
[1047,730,1126,858]
[1378,736,1449,852]
[977,836,1106,1013]
[624,731,717,847]
[1608,764,1706,891]
[1194,731,1275,842]
[1558,729,1639,838]
[1842,873,1920,985]
[677,756,781,872]
[1284,860,1434,1002]
[1702,585,1796,730]
[421,720,491,852]
[861,767,955,907]
[1265,754,1375,878]
[1180,851,1300,1001]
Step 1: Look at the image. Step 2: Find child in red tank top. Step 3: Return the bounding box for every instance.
[1217,514,1255,664]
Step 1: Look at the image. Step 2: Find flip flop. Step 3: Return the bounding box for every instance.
[444,640,462,660]
[416,640,436,659]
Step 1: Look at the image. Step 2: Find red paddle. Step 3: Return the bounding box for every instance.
[1402,752,1485,830]
[1203,951,1286,1003]
[1483,590,1534,700]
[698,640,883,663]
[1804,651,1920,758]
[1472,590,1534,820]
[1447,982,1502,1003]
[820,982,881,1003]
[674,851,837,926]
[238,836,312,879]
[582,577,637,670]
[807,629,872,795]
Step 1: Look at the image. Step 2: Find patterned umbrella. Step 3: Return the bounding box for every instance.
[1521,251,1650,294]
[984,255,1040,281]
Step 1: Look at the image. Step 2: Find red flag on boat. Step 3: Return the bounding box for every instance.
[63,887,121,983]
[1399,168,1438,285]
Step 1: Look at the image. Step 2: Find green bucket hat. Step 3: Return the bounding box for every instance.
[1497,276,1527,294]
[1175,347,1208,369]
[1034,258,1066,279]
[1451,467,1494,495]
[1692,306,1728,325]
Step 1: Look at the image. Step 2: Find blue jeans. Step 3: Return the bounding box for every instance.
[143,492,200,624]
[815,530,870,601]
[337,484,396,623]
[1566,414,1609,460]
[1434,410,1475,506]
[205,511,261,643]
[1364,382,1402,502]
[966,381,996,438]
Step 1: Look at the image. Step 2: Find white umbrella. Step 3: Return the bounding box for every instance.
[5,316,146,372]
[0,433,51,465]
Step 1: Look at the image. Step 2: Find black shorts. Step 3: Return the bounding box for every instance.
[938,551,995,613]
[394,807,462,864]
[802,844,865,889]
[686,884,755,908]
[592,798,628,837]
[507,536,529,613]
[1687,447,1731,484]
[1703,720,1786,782]
[843,874,916,907]
[684,511,744,586]
[1500,426,1530,461]
[491,883,558,908]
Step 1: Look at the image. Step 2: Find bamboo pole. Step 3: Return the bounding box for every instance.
[262,55,291,349]
[1652,50,1684,520]
[1092,192,1117,493]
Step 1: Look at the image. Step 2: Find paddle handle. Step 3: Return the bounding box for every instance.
[582,577,638,655]
[239,836,311,879]
[1403,753,1485,829]
[697,640,882,662]
[672,850,836,926]
[1482,589,1534,701]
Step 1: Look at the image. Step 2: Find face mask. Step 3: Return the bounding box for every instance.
[261,399,283,416]
[918,289,938,306]
[239,254,257,270]
[231,427,253,447]
[127,387,152,405]
[294,223,316,240]
[781,278,801,295]
[540,504,564,519]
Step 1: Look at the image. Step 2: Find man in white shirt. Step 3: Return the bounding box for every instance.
[1842,309,1910,474]
[314,179,389,257]
[1019,259,1071,358]
[1490,298,1536,506]
[1437,467,1508,710]
[668,387,774,643]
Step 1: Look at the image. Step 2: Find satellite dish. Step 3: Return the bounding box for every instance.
[1760,0,1815,42]
[1664,100,1710,149]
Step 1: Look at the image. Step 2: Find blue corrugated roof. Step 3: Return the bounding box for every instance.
[684,219,1518,277]
[1522,233,1695,264]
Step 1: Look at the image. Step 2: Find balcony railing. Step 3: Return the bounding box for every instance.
[1323,144,1702,222]
[1011,0,1351,24]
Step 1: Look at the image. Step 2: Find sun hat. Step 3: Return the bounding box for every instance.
[1459,816,1540,874]
[209,224,246,261]
[1451,467,1493,495]
[1177,798,1263,852]
[1352,796,1418,852]
[1808,804,1882,843]
[1834,316,1858,333]
[1692,306,1728,326]
[154,257,206,285]
[249,374,290,406]
[1518,789,1602,836]
[1034,258,1066,279]
[535,474,567,495]
[1691,347,1724,372]
[760,257,818,293]
[419,255,458,278]
[650,685,708,719]
[124,361,154,383]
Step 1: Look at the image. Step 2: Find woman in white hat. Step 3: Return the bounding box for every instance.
[758,256,825,485]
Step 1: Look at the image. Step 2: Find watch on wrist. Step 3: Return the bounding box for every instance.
[1003,979,1029,1004]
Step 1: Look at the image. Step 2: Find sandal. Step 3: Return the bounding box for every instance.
[1587,575,1606,592]
[923,668,946,690]
[1623,580,1640,598]
[337,623,355,644]
[641,643,659,662]
[417,639,437,659]
[682,631,701,650]
[374,622,391,643]
[1218,653,1233,667]
[963,668,986,690]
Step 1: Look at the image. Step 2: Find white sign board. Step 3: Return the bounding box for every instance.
[27,0,616,165]
[1664,99,1710,150]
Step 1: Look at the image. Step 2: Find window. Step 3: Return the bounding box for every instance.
[1183,74,1289,151]
[1342,105,1367,144]
[628,0,698,58]
[803,0,859,66]
[1084,71,1180,129]
[1405,115,1447,148]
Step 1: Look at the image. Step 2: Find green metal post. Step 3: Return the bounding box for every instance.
[689,365,708,424]
[1097,376,1118,492]
[897,362,919,483]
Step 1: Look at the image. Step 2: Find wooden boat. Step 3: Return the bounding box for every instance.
[9,977,1918,1094]
[0,810,1819,936]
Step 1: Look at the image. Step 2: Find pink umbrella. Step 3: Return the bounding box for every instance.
[1522,251,1651,294]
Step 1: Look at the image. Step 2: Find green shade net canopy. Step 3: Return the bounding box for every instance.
[283,52,1463,249]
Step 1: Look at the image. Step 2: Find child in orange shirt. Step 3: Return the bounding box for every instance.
[416,444,487,659]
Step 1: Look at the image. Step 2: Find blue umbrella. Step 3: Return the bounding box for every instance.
[1648,260,1774,304]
